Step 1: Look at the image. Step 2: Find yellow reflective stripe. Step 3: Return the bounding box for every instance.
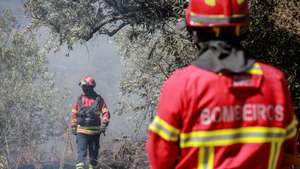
[102,107,108,113]
[190,13,246,18]
[286,115,298,139]
[204,0,216,6]
[76,162,85,169]
[88,164,94,169]
[205,147,215,169]
[148,116,180,141]
[77,125,101,134]
[76,162,84,167]
[207,147,214,169]
[286,128,297,140]
[268,142,276,169]
[77,128,101,134]
[268,142,282,169]
[181,137,283,148]
[198,147,214,169]
[237,0,245,5]
[78,125,101,130]
[180,127,287,148]
[154,116,180,134]
[287,115,298,129]
[274,142,282,169]
[198,148,205,169]
[246,63,263,75]
[181,127,286,138]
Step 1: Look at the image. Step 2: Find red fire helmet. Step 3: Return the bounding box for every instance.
[185,0,249,28]
[79,75,96,88]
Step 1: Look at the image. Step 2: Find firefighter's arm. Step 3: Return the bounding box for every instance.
[70,103,79,127]
[281,77,299,167]
[282,118,298,168]
[70,103,79,134]
[147,73,183,169]
[147,116,181,169]
[100,100,110,125]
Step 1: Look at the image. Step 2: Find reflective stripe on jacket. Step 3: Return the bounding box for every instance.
[147,62,298,169]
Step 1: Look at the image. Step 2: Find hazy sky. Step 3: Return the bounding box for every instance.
[0,0,134,138]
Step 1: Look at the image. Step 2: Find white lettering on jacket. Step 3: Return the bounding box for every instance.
[200,104,284,125]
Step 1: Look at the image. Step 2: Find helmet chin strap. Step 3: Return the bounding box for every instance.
[82,86,97,98]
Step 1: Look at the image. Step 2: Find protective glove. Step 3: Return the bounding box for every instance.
[71,126,77,135]
[100,122,108,135]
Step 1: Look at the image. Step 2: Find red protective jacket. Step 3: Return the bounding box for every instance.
[147,62,298,169]
[71,94,110,135]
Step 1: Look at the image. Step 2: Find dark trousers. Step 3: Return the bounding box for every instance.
[76,133,100,166]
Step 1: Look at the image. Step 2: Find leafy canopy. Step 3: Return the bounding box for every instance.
[24,0,300,118]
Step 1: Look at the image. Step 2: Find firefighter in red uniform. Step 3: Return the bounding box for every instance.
[70,75,110,169]
[147,0,298,169]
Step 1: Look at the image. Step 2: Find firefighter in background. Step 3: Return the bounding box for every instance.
[147,0,298,169]
[71,75,110,169]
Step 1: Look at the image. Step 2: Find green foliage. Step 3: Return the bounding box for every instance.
[245,0,300,113]
[25,0,300,117]
[115,26,197,116]
[0,10,65,166]
[24,0,182,48]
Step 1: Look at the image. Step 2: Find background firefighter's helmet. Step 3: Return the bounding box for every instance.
[185,0,249,37]
[79,75,96,88]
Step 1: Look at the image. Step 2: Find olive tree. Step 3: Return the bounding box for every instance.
[0,10,65,168]
[24,0,300,126]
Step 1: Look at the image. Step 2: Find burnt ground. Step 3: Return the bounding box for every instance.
[15,138,149,169]
[17,163,74,169]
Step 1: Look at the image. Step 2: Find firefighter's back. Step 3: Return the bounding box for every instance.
[171,62,297,169]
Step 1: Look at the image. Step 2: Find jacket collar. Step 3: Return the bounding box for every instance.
[192,40,255,74]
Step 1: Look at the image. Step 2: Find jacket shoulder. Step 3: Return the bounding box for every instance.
[164,66,197,84]
[259,62,285,80]
[164,65,219,87]
[160,66,191,94]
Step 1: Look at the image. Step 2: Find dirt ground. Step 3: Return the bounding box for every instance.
[96,138,149,169]
[10,136,300,169]
[13,137,149,169]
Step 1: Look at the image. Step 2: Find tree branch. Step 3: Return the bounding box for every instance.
[84,16,126,40]
[98,22,129,37]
